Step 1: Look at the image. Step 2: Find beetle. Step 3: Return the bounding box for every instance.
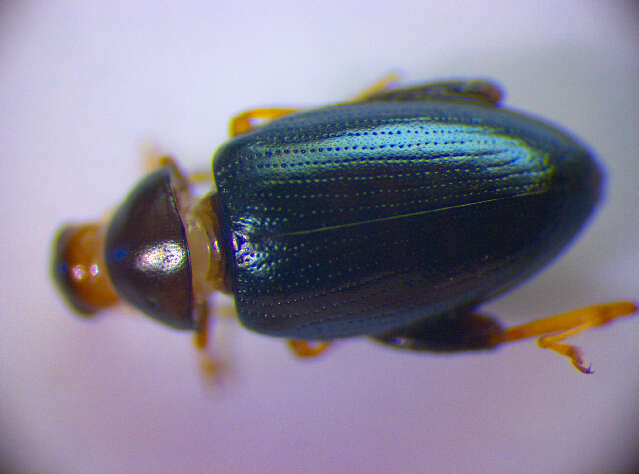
[52,77,637,373]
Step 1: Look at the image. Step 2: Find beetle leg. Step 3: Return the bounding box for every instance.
[372,301,638,373]
[353,79,502,105]
[494,301,638,374]
[227,74,402,137]
[230,108,300,136]
[227,76,499,138]
[141,143,182,174]
[347,72,402,102]
[192,304,227,380]
[287,340,332,358]
[193,303,210,350]
[372,309,503,352]
[140,143,215,186]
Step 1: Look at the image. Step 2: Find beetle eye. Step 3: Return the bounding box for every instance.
[104,167,196,330]
[52,223,120,316]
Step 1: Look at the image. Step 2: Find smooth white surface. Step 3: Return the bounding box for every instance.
[1,1,638,472]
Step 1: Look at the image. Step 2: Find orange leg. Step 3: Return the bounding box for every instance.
[228,74,402,137]
[230,108,300,137]
[287,340,332,358]
[140,143,179,173]
[193,305,210,351]
[140,144,214,188]
[348,72,401,102]
[193,306,227,381]
[494,301,638,373]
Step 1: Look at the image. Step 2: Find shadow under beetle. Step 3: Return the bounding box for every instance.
[52,76,637,374]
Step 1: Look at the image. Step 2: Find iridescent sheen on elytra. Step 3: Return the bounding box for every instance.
[212,100,600,339]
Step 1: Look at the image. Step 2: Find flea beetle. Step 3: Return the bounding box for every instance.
[52,77,637,373]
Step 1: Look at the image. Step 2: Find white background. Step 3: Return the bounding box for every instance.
[1,1,638,472]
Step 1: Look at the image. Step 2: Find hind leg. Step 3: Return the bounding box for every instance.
[372,309,502,353]
[372,301,638,373]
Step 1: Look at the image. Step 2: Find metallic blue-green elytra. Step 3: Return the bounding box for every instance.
[212,86,601,342]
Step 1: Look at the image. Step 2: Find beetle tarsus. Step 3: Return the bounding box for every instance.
[497,301,638,374]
